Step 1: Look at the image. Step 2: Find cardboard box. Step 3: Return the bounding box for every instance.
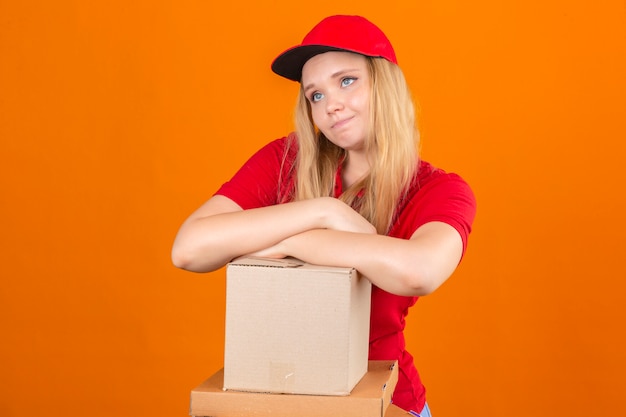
[223,257,372,396]
[190,360,398,417]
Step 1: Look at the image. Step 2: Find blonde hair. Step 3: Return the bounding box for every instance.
[288,57,419,234]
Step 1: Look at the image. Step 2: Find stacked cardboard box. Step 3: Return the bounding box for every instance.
[190,360,400,417]
[223,257,372,396]
[190,256,409,416]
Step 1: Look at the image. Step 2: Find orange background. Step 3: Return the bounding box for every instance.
[1,1,625,416]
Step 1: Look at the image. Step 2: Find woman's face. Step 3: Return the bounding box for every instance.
[301,51,371,153]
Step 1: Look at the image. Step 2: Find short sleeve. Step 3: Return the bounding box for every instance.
[390,162,477,253]
[215,136,296,209]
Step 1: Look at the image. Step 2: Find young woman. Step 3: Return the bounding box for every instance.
[172,15,476,416]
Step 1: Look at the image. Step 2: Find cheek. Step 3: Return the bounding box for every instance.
[352,91,371,113]
[310,107,325,129]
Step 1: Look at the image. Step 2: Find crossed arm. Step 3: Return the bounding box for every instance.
[171,194,463,297]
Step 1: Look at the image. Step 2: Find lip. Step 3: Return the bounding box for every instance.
[331,116,354,129]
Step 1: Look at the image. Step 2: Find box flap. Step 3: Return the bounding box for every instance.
[229,256,305,268]
[228,256,355,274]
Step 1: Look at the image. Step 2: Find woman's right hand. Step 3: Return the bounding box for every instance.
[248,197,376,260]
[318,196,377,235]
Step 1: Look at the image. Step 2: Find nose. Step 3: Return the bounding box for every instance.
[325,93,344,114]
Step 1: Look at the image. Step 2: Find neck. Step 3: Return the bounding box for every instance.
[342,151,370,188]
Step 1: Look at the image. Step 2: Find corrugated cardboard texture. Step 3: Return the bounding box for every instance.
[190,360,398,417]
[223,257,372,396]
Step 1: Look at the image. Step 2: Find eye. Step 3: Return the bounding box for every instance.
[341,77,356,87]
[310,92,324,103]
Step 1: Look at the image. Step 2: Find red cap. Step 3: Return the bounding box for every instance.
[271,15,397,82]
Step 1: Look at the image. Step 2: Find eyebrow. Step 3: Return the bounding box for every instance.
[302,68,362,93]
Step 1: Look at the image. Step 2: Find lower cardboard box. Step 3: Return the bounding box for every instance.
[190,360,398,417]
